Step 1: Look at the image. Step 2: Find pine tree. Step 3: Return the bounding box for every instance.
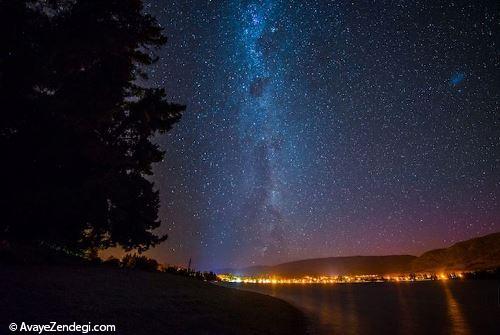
[0,0,184,254]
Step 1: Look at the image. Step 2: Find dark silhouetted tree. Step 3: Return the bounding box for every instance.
[0,0,184,255]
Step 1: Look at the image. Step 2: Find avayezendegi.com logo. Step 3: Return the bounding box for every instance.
[8,322,116,334]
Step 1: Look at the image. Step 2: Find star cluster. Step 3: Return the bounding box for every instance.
[144,0,499,270]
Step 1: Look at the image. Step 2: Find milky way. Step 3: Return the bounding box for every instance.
[145,0,499,270]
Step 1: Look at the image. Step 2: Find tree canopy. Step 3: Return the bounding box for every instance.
[0,0,184,254]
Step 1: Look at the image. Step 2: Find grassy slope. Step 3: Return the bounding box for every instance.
[0,265,306,335]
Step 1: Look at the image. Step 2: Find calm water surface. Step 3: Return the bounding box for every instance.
[229,280,500,335]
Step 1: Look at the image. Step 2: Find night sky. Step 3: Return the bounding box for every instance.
[141,0,499,270]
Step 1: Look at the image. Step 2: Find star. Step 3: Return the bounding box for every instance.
[143,0,500,270]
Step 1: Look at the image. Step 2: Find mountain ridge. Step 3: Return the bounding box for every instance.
[218,232,500,276]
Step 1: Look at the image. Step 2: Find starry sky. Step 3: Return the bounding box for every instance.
[141,0,499,270]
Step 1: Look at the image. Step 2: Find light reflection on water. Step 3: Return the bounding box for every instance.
[442,282,470,335]
[395,282,414,335]
[229,280,499,335]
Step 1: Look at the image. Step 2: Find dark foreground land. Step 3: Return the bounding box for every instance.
[0,265,306,335]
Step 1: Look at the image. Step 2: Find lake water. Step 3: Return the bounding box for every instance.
[229,280,500,335]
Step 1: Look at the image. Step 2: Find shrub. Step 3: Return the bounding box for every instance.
[121,254,159,272]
